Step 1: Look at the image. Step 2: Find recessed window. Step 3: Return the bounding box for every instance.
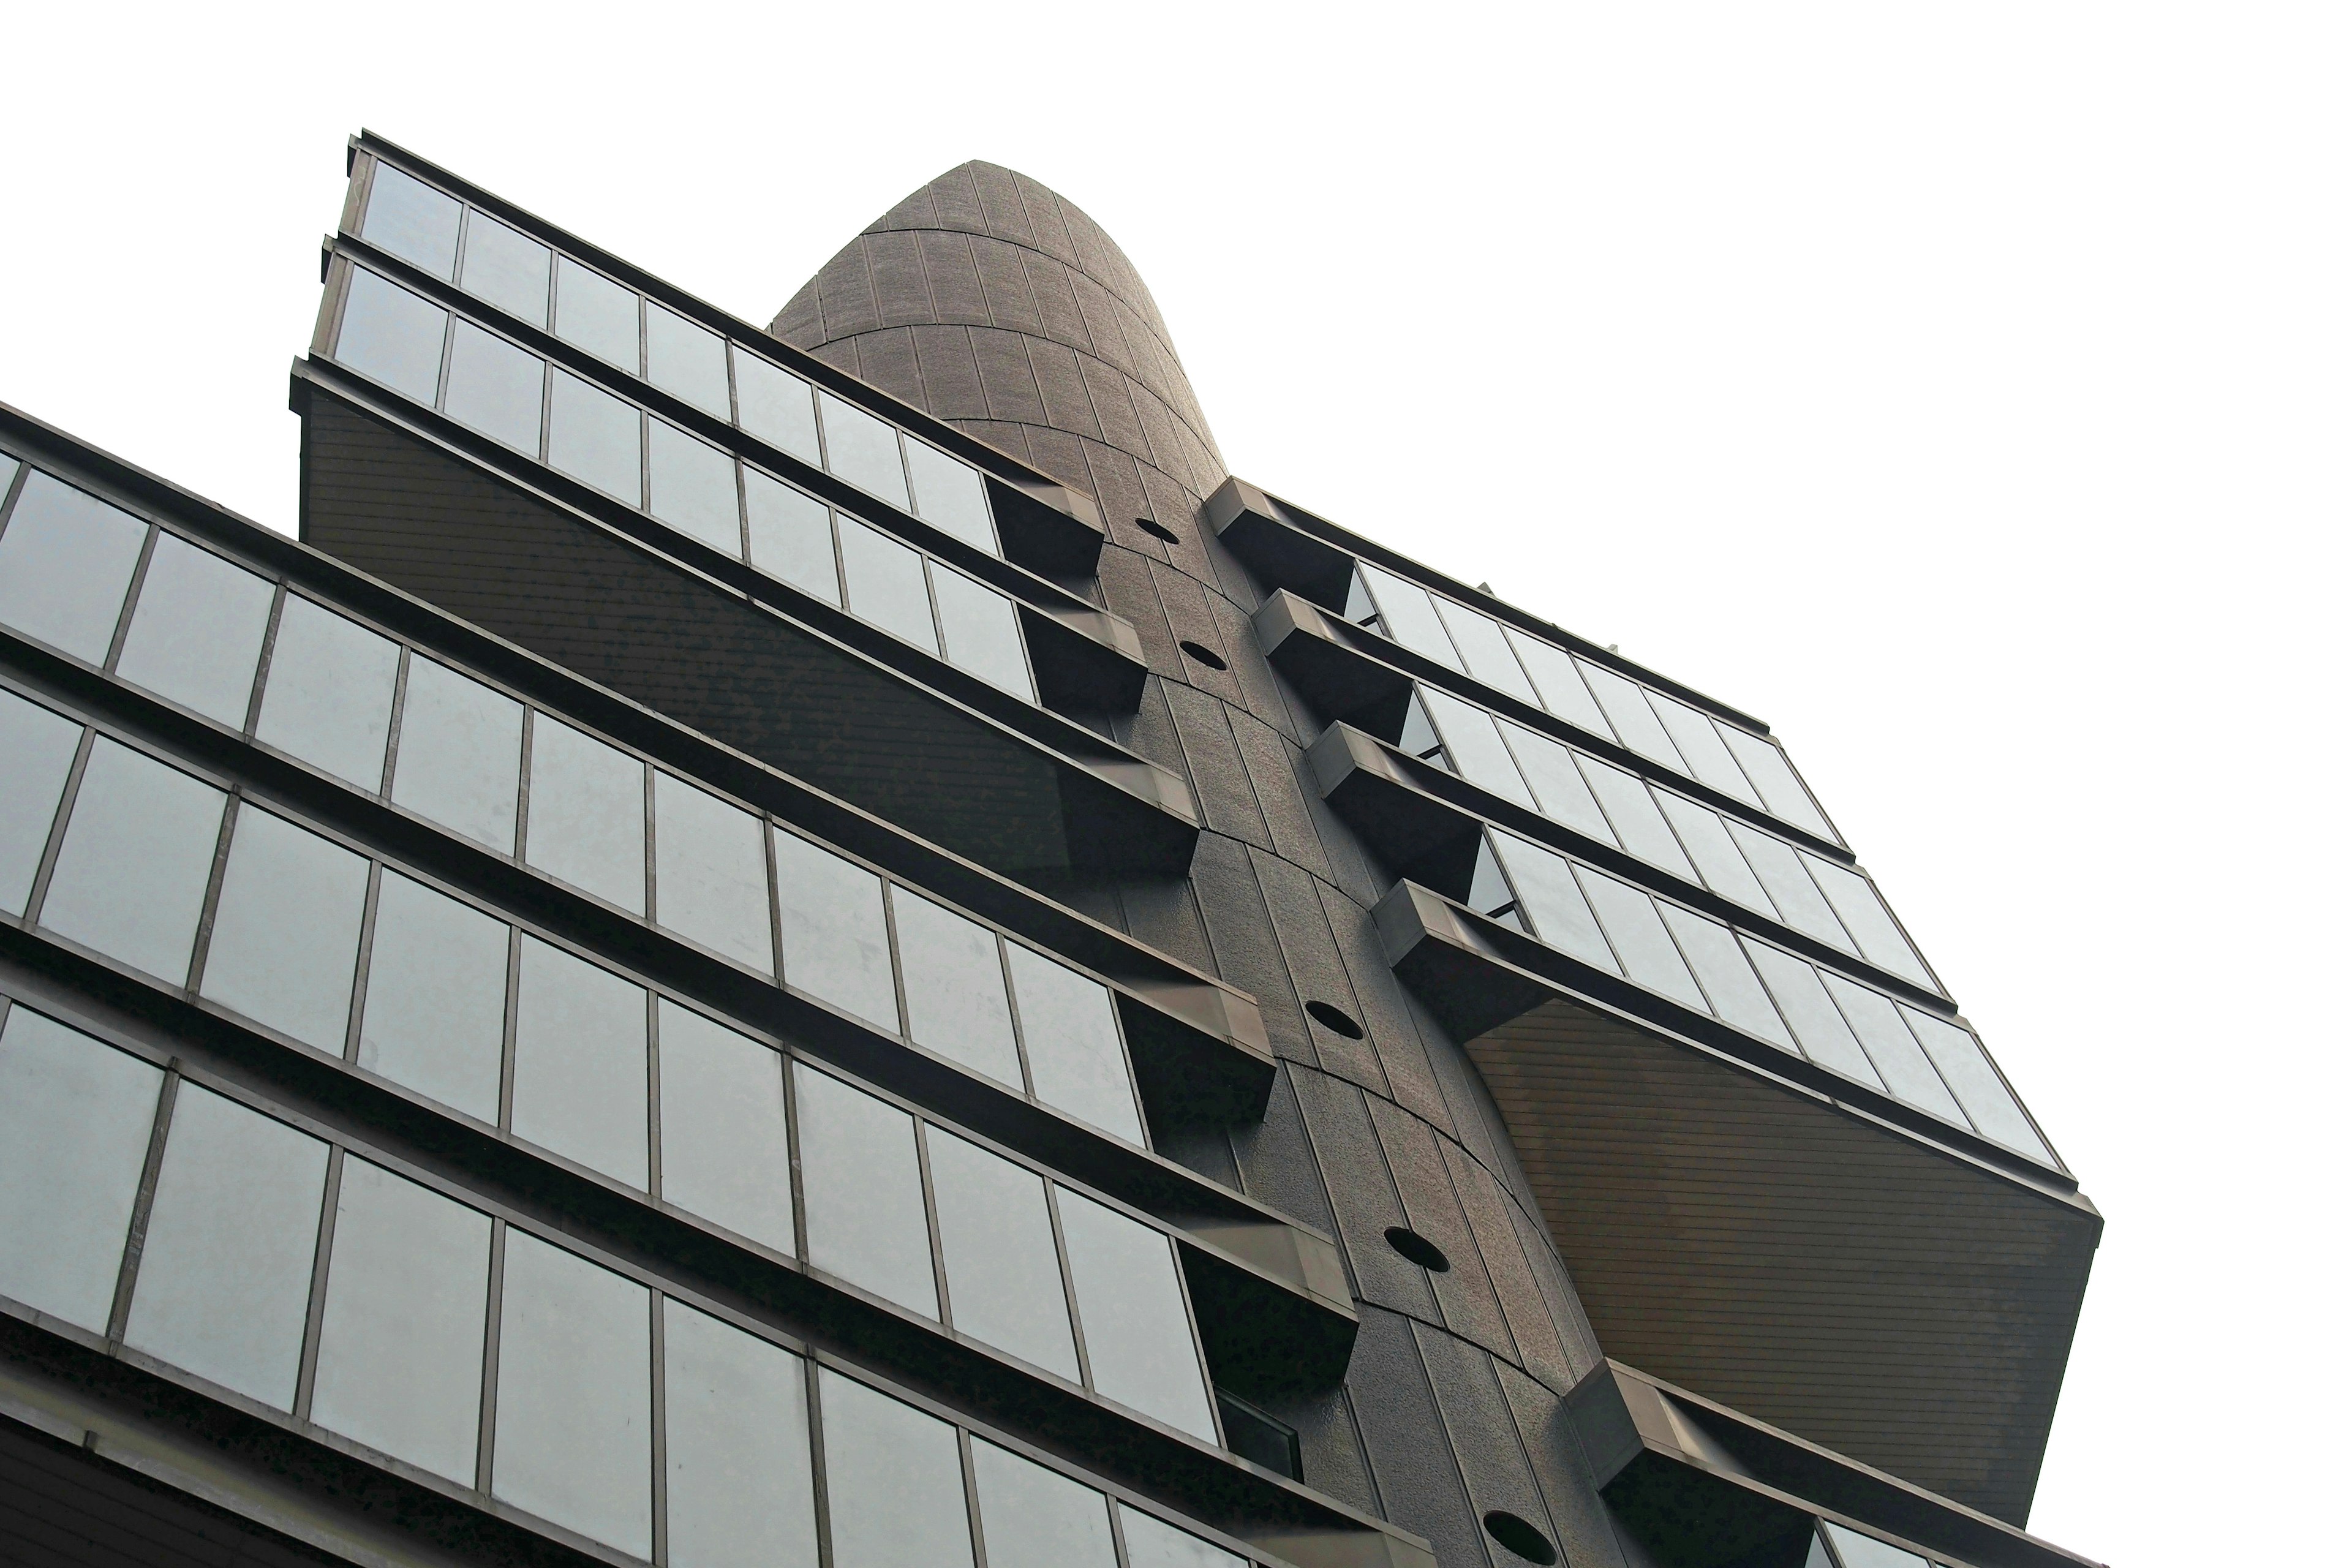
[1384,1225,1450,1273]
[1178,639,1227,671]
[1134,516,1182,545]
[1304,1000,1364,1040]
[1483,1510,1558,1566]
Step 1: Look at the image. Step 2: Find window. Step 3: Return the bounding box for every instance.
[927,1130,1079,1381]
[816,1368,973,1568]
[1433,598,1537,705]
[744,469,839,602]
[458,211,551,328]
[1120,1506,1248,1568]
[387,656,524,853]
[932,568,1033,699]
[361,165,461,279]
[645,303,731,419]
[552,257,639,371]
[546,368,643,504]
[651,772,771,973]
[904,440,995,553]
[838,516,938,654]
[442,320,544,454]
[661,1299,820,1568]
[524,717,646,913]
[818,392,911,511]
[334,269,448,404]
[655,1003,794,1254]
[356,872,508,1122]
[0,690,81,916]
[972,1439,1117,1568]
[200,808,370,1052]
[647,420,741,553]
[733,349,821,464]
[1057,1190,1215,1441]
[0,470,149,662]
[254,597,400,791]
[894,891,1021,1087]
[510,938,649,1188]
[772,831,898,1031]
[793,1065,935,1318]
[38,739,225,984]
[113,534,274,726]
[1574,867,1709,1012]
[1006,946,1144,1147]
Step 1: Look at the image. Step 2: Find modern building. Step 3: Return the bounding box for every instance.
[0,134,2104,1568]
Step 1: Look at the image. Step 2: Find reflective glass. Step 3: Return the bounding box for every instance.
[1741,941,1883,1087]
[652,772,772,973]
[0,1008,162,1331]
[894,892,1020,1087]
[39,739,225,983]
[1497,722,1616,845]
[524,717,646,913]
[1724,821,1855,952]
[1057,1190,1214,1439]
[972,1439,1114,1568]
[388,657,522,851]
[1573,869,1708,1011]
[1488,833,1616,971]
[734,350,821,464]
[1651,695,1762,806]
[838,517,938,653]
[645,303,731,419]
[1578,662,1683,769]
[1577,757,1697,882]
[1654,793,1774,914]
[1820,1523,1932,1568]
[441,321,544,454]
[0,690,81,916]
[114,534,273,726]
[772,830,899,1030]
[310,1159,489,1484]
[1804,1528,1836,1568]
[357,871,508,1122]
[647,420,741,553]
[494,1232,652,1555]
[1804,857,1934,988]
[1505,628,1612,737]
[1434,600,1539,705]
[793,1065,936,1317]
[1657,907,1793,1048]
[552,257,639,371]
[546,369,643,505]
[254,596,400,790]
[905,441,997,554]
[662,1300,819,1568]
[1419,688,1534,807]
[1820,974,1966,1122]
[458,211,551,328]
[1007,944,1145,1145]
[511,938,648,1188]
[818,393,910,510]
[933,568,1033,699]
[1120,1506,1247,1568]
[126,1085,326,1409]
[656,1002,794,1254]
[361,165,461,279]
[1717,726,1836,840]
[816,1368,973,1568]
[201,809,369,1051]
[926,1130,1078,1379]
[1469,834,1521,924]
[744,469,839,602]
[1901,1008,2052,1161]
[1359,564,1462,671]
[0,470,149,662]
[335,269,448,405]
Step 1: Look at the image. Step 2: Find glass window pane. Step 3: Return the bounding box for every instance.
[552,257,639,371]
[442,321,544,454]
[1119,1505,1246,1568]
[1488,832,1617,972]
[772,831,899,1030]
[1901,1008,2053,1162]
[1657,907,1793,1048]
[358,871,508,1122]
[458,211,551,328]
[1496,722,1615,845]
[389,657,523,852]
[1805,1526,1837,1568]
[1578,662,1684,769]
[1358,564,1462,671]
[656,1001,794,1254]
[1820,973,1967,1122]
[1577,758,1697,882]
[1741,941,1883,1087]
[1418,688,1534,809]
[334,269,448,404]
[1573,869,1708,1011]
[546,369,643,505]
[925,1130,1077,1379]
[838,517,938,653]
[662,1300,819,1568]
[744,469,840,602]
[1717,726,1836,840]
[652,772,772,973]
[818,393,910,510]
[734,350,821,464]
[511,938,647,1186]
[39,739,225,984]
[1505,629,1612,737]
[904,442,996,553]
[1433,601,1539,705]
[1007,944,1144,1146]
[647,420,741,554]
[894,891,1020,1087]
[360,165,461,279]
[310,1158,489,1484]
[125,1084,326,1409]
[254,596,400,790]
[0,469,149,662]
[493,1232,652,1556]
[0,690,82,916]
[645,303,731,419]
[1649,695,1762,806]
[1724,821,1855,952]
[1803,856,1934,988]
[114,535,273,726]
[1057,1190,1214,1439]
[1820,1523,1933,1568]
[792,1065,936,1317]
[1654,794,1775,914]
[0,1007,163,1331]
[972,1439,1114,1568]
[816,1368,973,1568]
[201,808,370,1052]
[933,568,1033,699]
[524,717,646,913]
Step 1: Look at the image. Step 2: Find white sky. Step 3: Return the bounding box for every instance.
[6,4,2344,1561]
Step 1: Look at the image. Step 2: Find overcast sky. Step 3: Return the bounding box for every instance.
[6,4,2343,1561]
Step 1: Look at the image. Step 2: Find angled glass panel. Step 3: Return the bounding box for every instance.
[1578,662,1684,769]
[1357,564,1461,671]
[0,690,82,916]
[458,210,551,328]
[734,350,821,465]
[972,1439,1115,1568]
[511,937,648,1188]
[546,368,643,505]
[1741,940,1883,1088]
[793,1065,937,1317]
[817,1368,973,1568]
[1717,725,1836,840]
[838,516,938,653]
[1901,1008,2053,1162]
[1468,833,1523,927]
[1119,1506,1247,1568]
[1804,1528,1836,1568]
[1496,721,1616,845]
[552,256,639,371]
[894,891,1020,1088]
[1650,694,1763,806]
[201,808,369,1052]
[1505,628,1613,737]
[1057,1190,1214,1440]
[905,440,997,554]
[1434,600,1539,705]
[647,419,741,554]
[1007,944,1145,1146]
[1574,869,1708,1011]
[1654,793,1775,915]
[494,1232,652,1556]
[926,1129,1079,1380]
[334,269,447,405]
[1488,832,1618,973]
[357,871,507,1123]
[524,717,645,913]
[0,469,148,662]
[126,1084,326,1409]
[114,534,273,726]
[1398,689,1447,762]
[656,1001,794,1254]
[662,1300,819,1568]
[39,739,225,984]
[1820,1523,1932,1568]
[744,469,839,602]
[1418,688,1534,808]
[310,1158,489,1485]
[1803,856,1934,988]
[818,392,911,510]
[933,568,1033,699]
[771,830,899,1031]
[652,772,772,973]
[1724,820,1855,953]
[1820,973,1967,1123]
[360,165,461,278]
[388,657,523,852]
[254,596,399,790]
[1658,907,1793,1048]
[442,320,544,454]
[0,1008,162,1332]
[645,303,732,419]
[1576,756,1697,882]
